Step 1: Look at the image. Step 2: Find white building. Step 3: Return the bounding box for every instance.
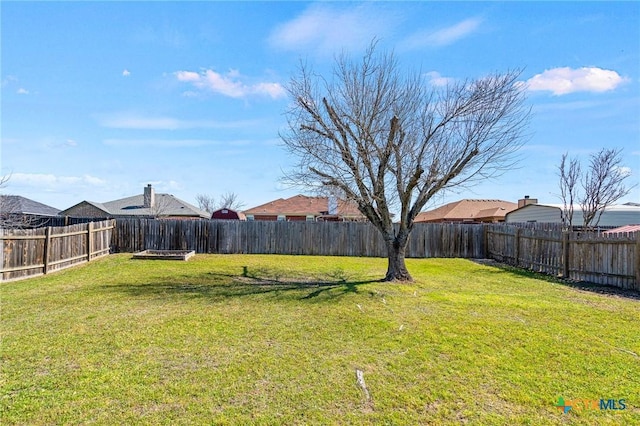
[505,202,640,227]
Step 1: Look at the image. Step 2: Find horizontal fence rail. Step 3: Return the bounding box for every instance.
[1,219,115,281]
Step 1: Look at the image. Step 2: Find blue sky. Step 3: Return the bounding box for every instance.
[2,1,639,212]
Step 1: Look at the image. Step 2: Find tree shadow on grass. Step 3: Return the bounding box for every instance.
[100,266,383,302]
[470,259,640,301]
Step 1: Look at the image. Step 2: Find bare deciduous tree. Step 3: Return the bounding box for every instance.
[580,148,633,229]
[557,153,581,230]
[218,191,245,210]
[281,44,530,281]
[196,193,217,214]
[196,192,245,214]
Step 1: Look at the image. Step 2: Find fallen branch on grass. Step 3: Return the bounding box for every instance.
[356,368,371,403]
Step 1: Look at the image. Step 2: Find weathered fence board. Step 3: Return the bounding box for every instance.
[4,218,637,290]
[1,220,115,281]
[111,219,484,260]
[487,224,638,290]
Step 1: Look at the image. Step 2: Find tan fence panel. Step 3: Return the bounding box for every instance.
[486,224,638,290]
[1,220,115,281]
[112,219,485,259]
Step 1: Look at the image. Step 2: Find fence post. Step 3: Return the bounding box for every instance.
[562,231,570,279]
[87,221,93,262]
[43,227,52,274]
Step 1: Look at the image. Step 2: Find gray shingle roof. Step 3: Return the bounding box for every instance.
[0,195,61,216]
[101,193,209,218]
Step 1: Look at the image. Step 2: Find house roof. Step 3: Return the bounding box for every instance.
[415,199,518,223]
[244,195,363,217]
[212,208,247,220]
[61,193,210,218]
[602,224,640,234]
[0,195,60,216]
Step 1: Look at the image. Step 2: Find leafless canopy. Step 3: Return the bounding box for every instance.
[580,148,633,228]
[557,153,581,229]
[196,194,217,215]
[196,192,245,214]
[218,191,245,210]
[281,44,530,281]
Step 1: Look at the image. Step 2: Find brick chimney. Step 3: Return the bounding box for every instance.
[518,195,537,208]
[143,184,155,208]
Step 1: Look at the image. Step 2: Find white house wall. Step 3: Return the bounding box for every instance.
[506,204,640,227]
[506,205,562,223]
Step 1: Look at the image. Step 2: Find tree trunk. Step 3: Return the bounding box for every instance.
[384,238,413,282]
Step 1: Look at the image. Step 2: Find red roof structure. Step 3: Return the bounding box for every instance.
[602,224,640,235]
[415,199,518,223]
[211,208,246,220]
[243,195,365,222]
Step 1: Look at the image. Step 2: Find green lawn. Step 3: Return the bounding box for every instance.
[1,254,639,425]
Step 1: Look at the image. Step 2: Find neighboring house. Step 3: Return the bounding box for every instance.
[0,195,61,227]
[243,194,365,222]
[414,199,518,223]
[211,208,246,220]
[60,184,210,219]
[505,203,640,227]
[602,224,640,235]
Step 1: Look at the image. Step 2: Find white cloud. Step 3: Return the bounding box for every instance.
[96,112,264,130]
[616,166,632,177]
[104,138,223,148]
[424,71,455,87]
[9,173,107,189]
[174,69,286,99]
[2,75,19,88]
[524,67,628,95]
[99,115,182,130]
[17,88,29,95]
[402,17,483,49]
[122,69,131,77]
[268,3,395,55]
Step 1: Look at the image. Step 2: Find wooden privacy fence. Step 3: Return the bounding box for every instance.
[4,218,637,290]
[1,220,115,281]
[111,219,485,259]
[487,224,639,290]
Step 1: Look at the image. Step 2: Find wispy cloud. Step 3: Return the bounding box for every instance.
[424,71,455,87]
[96,112,264,130]
[9,173,107,188]
[1,75,18,87]
[268,3,396,55]
[104,138,225,148]
[131,24,187,48]
[401,17,483,50]
[2,76,31,94]
[122,69,131,77]
[174,69,285,99]
[524,67,628,95]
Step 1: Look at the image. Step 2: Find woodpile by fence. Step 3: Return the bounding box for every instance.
[1,220,114,281]
[111,219,485,259]
[487,224,639,290]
